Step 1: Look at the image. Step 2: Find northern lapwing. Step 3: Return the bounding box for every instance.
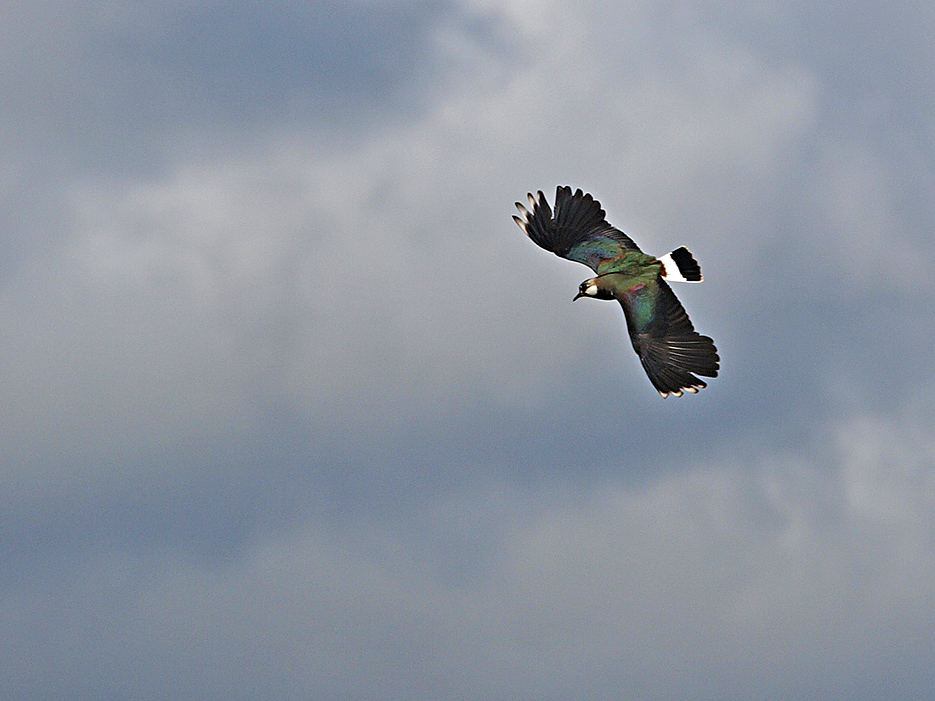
[513,186,719,397]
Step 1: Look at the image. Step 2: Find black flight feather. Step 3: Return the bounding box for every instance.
[514,186,640,272]
[619,279,718,396]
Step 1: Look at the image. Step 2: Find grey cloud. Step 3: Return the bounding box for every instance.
[4,420,935,698]
[2,0,935,697]
[107,1,451,119]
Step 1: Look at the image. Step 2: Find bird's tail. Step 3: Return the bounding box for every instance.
[659,247,703,283]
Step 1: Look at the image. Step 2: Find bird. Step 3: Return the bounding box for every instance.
[513,186,718,397]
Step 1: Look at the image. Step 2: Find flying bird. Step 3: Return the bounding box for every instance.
[513,186,718,397]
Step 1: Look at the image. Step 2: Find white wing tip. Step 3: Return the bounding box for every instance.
[659,384,702,398]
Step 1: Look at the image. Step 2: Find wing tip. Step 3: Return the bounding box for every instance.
[658,382,704,398]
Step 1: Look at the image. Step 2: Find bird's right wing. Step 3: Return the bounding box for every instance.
[618,278,719,397]
[514,186,641,273]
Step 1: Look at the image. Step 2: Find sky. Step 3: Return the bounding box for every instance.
[2,0,935,697]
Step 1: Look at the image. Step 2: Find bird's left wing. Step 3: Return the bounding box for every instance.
[514,186,641,272]
[617,278,719,397]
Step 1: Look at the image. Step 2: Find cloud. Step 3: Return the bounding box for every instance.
[0,13,821,500]
[3,407,934,698]
[2,0,935,697]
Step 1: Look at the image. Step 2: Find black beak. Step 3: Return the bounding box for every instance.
[573,292,584,301]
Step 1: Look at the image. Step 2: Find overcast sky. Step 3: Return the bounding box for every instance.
[2,0,935,697]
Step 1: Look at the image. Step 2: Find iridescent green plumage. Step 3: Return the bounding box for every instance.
[514,186,718,397]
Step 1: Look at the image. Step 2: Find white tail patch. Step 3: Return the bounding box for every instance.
[659,247,703,283]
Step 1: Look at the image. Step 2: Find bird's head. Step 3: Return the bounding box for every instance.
[573,277,612,301]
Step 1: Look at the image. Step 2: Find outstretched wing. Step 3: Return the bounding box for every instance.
[513,186,641,272]
[617,278,719,397]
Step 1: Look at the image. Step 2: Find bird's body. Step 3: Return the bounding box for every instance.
[513,186,718,397]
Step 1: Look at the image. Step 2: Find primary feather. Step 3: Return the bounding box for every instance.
[513,186,640,272]
[620,278,718,396]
